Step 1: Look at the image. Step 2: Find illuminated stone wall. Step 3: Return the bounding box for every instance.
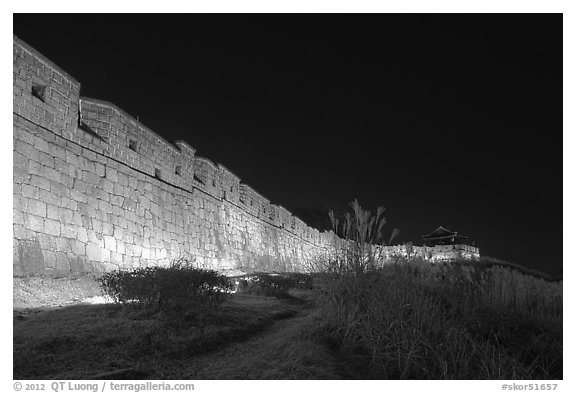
[13,35,334,276]
[12,35,479,277]
[380,244,480,262]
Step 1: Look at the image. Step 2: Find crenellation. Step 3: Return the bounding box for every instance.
[267,204,279,223]
[193,157,221,197]
[217,164,241,204]
[276,206,292,229]
[238,184,259,215]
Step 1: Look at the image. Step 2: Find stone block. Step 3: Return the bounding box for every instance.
[113,183,124,196]
[99,189,110,202]
[13,223,27,239]
[60,197,78,211]
[22,184,40,199]
[91,219,102,233]
[13,208,25,225]
[123,231,133,244]
[13,150,30,173]
[15,140,39,162]
[124,242,134,256]
[39,189,61,206]
[109,195,120,206]
[72,180,87,194]
[94,210,107,223]
[29,174,51,191]
[102,179,113,194]
[60,223,77,239]
[113,226,124,240]
[15,239,46,274]
[43,250,57,269]
[116,241,125,255]
[125,211,137,223]
[117,172,128,187]
[128,177,138,189]
[122,255,134,268]
[44,167,61,183]
[38,151,55,167]
[133,244,142,258]
[25,214,45,233]
[71,240,86,256]
[101,249,111,263]
[75,226,88,243]
[55,237,72,253]
[94,162,105,177]
[12,126,34,146]
[79,213,92,229]
[104,235,116,251]
[87,230,101,245]
[55,252,70,272]
[69,256,92,274]
[98,199,113,214]
[110,251,122,266]
[105,167,118,182]
[83,160,95,173]
[65,150,80,167]
[28,161,44,177]
[102,222,113,236]
[50,181,70,198]
[44,218,61,236]
[60,174,74,188]
[37,233,56,251]
[86,242,100,261]
[13,193,28,212]
[53,157,69,173]
[49,143,66,161]
[83,171,101,186]
[58,207,74,223]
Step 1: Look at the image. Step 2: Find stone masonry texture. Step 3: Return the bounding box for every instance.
[13,35,337,276]
[12,36,479,276]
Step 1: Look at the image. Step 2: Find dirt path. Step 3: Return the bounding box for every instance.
[14,289,346,380]
[159,309,343,379]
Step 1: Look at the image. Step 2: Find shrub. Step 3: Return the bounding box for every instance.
[237,272,315,298]
[97,259,234,313]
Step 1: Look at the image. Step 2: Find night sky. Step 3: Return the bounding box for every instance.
[13,14,563,277]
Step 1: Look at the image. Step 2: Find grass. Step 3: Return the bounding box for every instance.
[310,200,563,379]
[13,293,303,379]
[170,311,342,379]
[315,263,562,379]
[13,262,562,379]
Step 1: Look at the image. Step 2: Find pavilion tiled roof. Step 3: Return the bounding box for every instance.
[421,226,468,240]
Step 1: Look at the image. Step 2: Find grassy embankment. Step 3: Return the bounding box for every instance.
[310,200,562,379]
[14,290,314,379]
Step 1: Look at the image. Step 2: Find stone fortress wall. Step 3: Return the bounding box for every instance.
[12,35,340,276]
[12,35,478,276]
[380,244,480,262]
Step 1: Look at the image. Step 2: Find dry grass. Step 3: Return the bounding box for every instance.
[316,264,562,379]
[311,200,563,379]
[13,294,305,379]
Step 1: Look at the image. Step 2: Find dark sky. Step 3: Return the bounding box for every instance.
[13,14,563,277]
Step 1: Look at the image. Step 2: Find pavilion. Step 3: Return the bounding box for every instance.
[421,226,471,247]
